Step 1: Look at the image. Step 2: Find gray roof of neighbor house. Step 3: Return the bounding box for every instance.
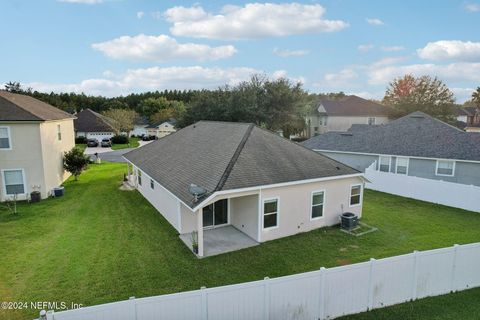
[318,95,391,117]
[146,118,177,129]
[74,109,115,133]
[0,91,75,121]
[302,111,480,161]
[124,121,359,209]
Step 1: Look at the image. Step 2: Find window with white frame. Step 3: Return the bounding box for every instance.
[368,117,376,125]
[0,127,11,149]
[150,178,154,189]
[350,185,361,206]
[379,156,391,172]
[57,124,62,141]
[436,160,455,176]
[311,191,324,219]
[137,170,142,185]
[395,157,409,175]
[263,198,278,229]
[3,170,25,195]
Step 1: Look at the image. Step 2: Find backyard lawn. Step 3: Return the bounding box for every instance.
[1,162,480,319]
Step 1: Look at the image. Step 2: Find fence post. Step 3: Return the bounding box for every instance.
[200,286,208,320]
[129,296,137,320]
[318,267,326,320]
[367,258,375,311]
[263,277,270,320]
[450,244,459,292]
[411,250,419,300]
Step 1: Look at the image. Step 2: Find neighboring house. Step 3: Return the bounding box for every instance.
[74,108,116,141]
[302,111,480,187]
[146,118,177,138]
[0,91,75,201]
[124,121,364,257]
[129,116,149,137]
[306,95,391,137]
[456,106,480,132]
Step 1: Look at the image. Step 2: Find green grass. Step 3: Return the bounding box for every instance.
[1,162,479,319]
[339,287,480,320]
[111,137,140,150]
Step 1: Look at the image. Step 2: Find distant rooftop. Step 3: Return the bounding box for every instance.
[318,95,391,117]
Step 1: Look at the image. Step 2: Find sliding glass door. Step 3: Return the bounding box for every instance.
[203,199,228,228]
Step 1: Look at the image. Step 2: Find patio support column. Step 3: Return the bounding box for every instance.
[197,207,204,257]
[126,162,130,181]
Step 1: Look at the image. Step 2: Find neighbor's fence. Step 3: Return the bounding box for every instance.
[364,162,480,213]
[42,242,480,320]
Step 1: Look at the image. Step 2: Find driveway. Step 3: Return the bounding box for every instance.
[89,148,132,163]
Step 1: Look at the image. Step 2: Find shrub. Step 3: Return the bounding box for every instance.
[75,136,87,144]
[64,147,90,181]
[111,135,129,144]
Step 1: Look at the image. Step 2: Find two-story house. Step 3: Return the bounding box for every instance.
[306,95,391,137]
[0,91,75,201]
[146,118,177,138]
[456,106,480,132]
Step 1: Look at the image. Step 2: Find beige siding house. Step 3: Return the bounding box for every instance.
[0,91,75,201]
[307,95,391,137]
[146,118,177,138]
[124,121,364,257]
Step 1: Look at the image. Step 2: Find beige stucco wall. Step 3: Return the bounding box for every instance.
[147,123,176,138]
[258,176,364,242]
[39,119,75,197]
[230,194,259,241]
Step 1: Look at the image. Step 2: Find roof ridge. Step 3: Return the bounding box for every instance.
[214,123,255,192]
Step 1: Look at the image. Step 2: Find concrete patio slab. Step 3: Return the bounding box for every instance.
[180,225,258,257]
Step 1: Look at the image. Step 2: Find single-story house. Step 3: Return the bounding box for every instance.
[74,108,116,141]
[0,91,75,201]
[124,121,365,257]
[306,95,391,137]
[302,111,480,187]
[146,118,176,138]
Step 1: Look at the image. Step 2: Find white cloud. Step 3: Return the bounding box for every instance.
[91,34,236,62]
[136,11,144,19]
[24,66,296,96]
[58,0,103,3]
[164,3,349,40]
[272,70,306,84]
[273,48,309,57]
[451,87,476,102]
[366,18,384,26]
[324,68,358,86]
[381,46,405,52]
[367,62,480,85]
[358,44,374,52]
[417,40,480,62]
[465,3,480,12]
[349,91,383,100]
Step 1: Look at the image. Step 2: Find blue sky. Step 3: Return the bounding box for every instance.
[1,0,480,102]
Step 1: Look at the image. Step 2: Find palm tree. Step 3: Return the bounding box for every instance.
[472,87,480,107]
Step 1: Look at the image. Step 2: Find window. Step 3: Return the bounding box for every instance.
[311,191,325,219]
[436,160,455,176]
[314,126,319,132]
[379,156,391,172]
[0,126,11,149]
[57,124,62,141]
[3,170,25,195]
[263,198,278,229]
[368,117,376,125]
[150,178,154,189]
[395,157,409,175]
[137,170,142,186]
[350,185,361,206]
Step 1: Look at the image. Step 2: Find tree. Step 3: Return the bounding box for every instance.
[139,97,171,119]
[64,147,90,181]
[472,87,480,107]
[5,81,23,93]
[102,109,138,133]
[383,75,456,122]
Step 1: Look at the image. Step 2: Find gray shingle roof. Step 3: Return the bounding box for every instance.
[0,91,75,121]
[74,109,115,133]
[302,111,480,161]
[124,121,359,209]
[318,95,391,117]
[146,118,177,129]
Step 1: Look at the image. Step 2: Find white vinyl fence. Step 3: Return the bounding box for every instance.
[364,162,480,213]
[42,242,480,320]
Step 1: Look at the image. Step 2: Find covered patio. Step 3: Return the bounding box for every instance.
[180,225,258,257]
